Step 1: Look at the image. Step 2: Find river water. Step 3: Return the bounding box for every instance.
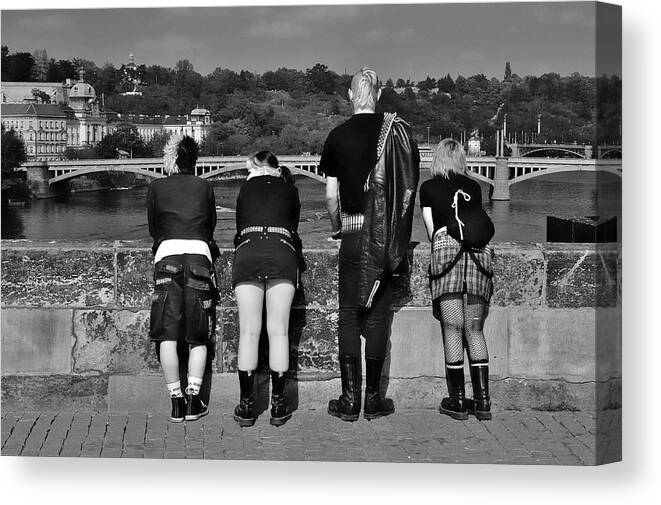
[1,171,621,247]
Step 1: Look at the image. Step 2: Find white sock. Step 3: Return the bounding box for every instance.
[186,376,203,395]
[166,381,183,398]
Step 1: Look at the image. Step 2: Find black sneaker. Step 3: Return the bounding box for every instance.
[170,396,186,423]
[185,393,208,421]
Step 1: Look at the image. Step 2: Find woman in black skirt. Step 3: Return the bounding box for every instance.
[420,138,494,421]
[232,151,301,427]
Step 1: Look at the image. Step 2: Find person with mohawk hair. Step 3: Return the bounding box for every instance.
[147,135,219,423]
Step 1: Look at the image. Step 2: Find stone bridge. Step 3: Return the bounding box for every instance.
[21,155,621,201]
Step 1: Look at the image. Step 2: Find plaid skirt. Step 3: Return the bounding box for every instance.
[428,228,494,303]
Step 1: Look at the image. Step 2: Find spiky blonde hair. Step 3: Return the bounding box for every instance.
[163,134,183,175]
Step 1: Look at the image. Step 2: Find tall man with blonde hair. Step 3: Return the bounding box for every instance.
[320,67,420,421]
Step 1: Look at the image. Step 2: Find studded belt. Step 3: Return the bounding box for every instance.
[341,212,364,233]
[239,226,292,239]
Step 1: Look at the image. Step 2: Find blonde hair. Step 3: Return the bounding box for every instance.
[350,67,380,111]
[431,138,467,178]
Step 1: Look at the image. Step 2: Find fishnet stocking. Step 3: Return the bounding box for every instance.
[438,293,489,365]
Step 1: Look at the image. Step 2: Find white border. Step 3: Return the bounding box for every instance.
[2,0,660,503]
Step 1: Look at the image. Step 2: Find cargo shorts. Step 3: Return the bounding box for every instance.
[149,254,218,346]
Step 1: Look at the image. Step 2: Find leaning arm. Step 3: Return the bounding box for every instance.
[422,207,435,242]
[325,176,342,237]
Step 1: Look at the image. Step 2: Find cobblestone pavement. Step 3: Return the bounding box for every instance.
[1,408,621,465]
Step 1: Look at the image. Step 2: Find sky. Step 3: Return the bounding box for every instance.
[1,1,620,80]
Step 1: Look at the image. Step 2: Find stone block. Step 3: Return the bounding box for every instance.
[1,248,114,307]
[1,308,73,374]
[220,307,338,373]
[116,249,153,308]
[508,308,597,380]
[295,251,338,308]
[73,309,159,374]
[545,245,618,308]
[491,377,597,412]
[491,244,545,306]
[392,247,432,307]
[387,308,443,377]
[1,374,108,412]
[595,308,621,380]
[213,250,235,306]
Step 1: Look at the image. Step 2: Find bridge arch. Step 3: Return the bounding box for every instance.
[49,166,165,185]
[199,163,326,183]
[521,147,585,159]
[509,165,622,185]
[599,148,622,159]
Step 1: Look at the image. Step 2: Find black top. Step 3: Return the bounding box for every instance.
[419,173,483,233]
[147,173,217,256]
[235,175,300,232]
[319,113,384,214]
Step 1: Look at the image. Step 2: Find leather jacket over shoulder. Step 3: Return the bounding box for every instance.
[359,113,420,308]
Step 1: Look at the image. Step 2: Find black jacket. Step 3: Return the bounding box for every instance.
[147,173,219,260]
[359,113,420,307]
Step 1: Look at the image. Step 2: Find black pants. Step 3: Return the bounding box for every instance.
[338,233,392,359]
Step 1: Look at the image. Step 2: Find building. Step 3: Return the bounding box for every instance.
[1,103,68,160]
[127,107,212,144]
[1,70,110,160]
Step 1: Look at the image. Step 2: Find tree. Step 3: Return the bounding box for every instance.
[1,46,9,81]
[1,126,27,175]
[385,78,394,88]
[31,88,51,104]
[395,78,406,88]
[6,51,35,81]
[31,49,49,81]
[147,130,171,157]
[95,123,149,159]
[305,63,338,95]
[504,61,512,82]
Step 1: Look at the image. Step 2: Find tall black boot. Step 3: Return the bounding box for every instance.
[233,370,256,427]
[468,362,492,420]
[439,364,468,420]
[363,357,395,420]
[328,356,361,422]
[270,371,292,427]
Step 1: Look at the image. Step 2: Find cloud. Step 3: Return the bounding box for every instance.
[135,34,204,63]
[15,13,76,32]
[245,20,312,39]
[363,28,387,41]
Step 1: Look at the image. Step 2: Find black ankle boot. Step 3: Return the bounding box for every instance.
[185,392,208,421]
[363,357,395,420]
[439,365,468,420]
[269,372,292,427]
[170,396,186,423]
[468,363,492,420]
[328,356,361,422]
[233,370,256,427]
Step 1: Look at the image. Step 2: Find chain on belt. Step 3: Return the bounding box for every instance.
[239,226,292,239]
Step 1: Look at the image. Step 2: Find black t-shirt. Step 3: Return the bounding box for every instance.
[419,173,483,233]
[318,113,384,214]
[235,175,300,232]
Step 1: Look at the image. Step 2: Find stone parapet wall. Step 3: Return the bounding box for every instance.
[1,240,621,412]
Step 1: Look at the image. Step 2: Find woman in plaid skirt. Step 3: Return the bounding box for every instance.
[419,138,495,421]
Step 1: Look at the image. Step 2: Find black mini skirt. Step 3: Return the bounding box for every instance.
[232,233,299,287]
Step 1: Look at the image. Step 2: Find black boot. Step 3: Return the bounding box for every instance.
[185,392,208,421]
[467,363,492,420]
[439,364,468,420]
[269,372,292,427]
[170,396,186,423]
[233,370,256,427]
[363,357,395,420]
[328,356,361,422]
